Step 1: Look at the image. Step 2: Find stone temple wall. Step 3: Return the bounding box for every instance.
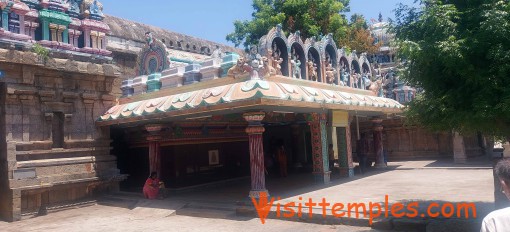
[351,119,485,161]
[0,48,123,221]
[104,15,245,98]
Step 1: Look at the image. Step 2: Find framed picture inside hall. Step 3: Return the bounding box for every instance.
[208,150,219,165]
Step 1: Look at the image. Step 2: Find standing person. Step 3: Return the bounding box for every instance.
[328,144,335,171]
[481,159,510,232]
[143,172,160,200]
[276,139,288,177]
[356,133,369,174]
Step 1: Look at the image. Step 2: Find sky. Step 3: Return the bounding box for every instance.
[102,0,416,47]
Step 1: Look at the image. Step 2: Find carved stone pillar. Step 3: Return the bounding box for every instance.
[243,112,268,198]
[83,29,90,48]
[372,117,386,168]
[49,23,58,42]
[453,132,467,164]
[82,94,96,140]
[90,31,98,49]
[99,32,106,50]
[18,15,25,35]
[308,113,331,183]
[19,94,35,142]
[57,25,65,43]
[146,124,163,178]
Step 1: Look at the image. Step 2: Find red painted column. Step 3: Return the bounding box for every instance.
[148,141,161,177]
[371,118,386,168]
[146,124,163,177]
[308,113,331,183]
[244,112,268,198]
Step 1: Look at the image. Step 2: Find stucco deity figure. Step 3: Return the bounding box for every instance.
[261,56,276,77]
[145,32,155,49]
[307,60,317,81]
[227,57,248,79]
[350,70,358,88]
[211,45,224,59]
[272,42,283,75]
[357,73,363,89]
[90,0,102,15]
[246,45,264,79]
[248,45,262,63]
[325,62,336,84]
[361,71,371,90]
[369,79,384,97]
[291,51,302,79]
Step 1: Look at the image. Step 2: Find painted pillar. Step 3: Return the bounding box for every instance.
[2,10,8,30]
[148,141,161,177]
[56,26,63,42]
[287,55,292,78]
[50,24,57,42]
[100,33,106,50]
[63,27,69,44]
[30,24,37,40]
[83,29,90,48]
[372,117,386,168]
[453,132,467,164]
[338,117,355,177]
[243,112,268,198]
[91,31,98,49]
[18,15,25,35]
[146,124,163,178]
[332,111,354,177]
[308,113,331,183]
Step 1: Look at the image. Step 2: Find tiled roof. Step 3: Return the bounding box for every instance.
[98,78,403,124]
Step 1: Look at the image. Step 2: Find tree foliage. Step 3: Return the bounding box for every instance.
[226,0,350,49]
[393,0,510,137]
[339,14,381,54]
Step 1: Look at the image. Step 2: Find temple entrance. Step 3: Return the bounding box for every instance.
[263,124,314,178]
[111,117,326,193]
[112,124,253,192]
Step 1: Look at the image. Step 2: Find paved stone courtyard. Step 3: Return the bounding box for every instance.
[0,159,494,232]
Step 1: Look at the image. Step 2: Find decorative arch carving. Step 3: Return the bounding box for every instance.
[288,31,306,79]
[136,32,170,76]
[262,24,289,55]
[304,36,322,82]
[359,52,372,76]
[350,51,361,73]
[259,24,290,76]
[320,33,338,65]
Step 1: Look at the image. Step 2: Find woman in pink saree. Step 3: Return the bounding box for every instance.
[143,172,160,199]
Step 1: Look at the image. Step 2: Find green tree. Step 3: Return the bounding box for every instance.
[339,14,380,54]
[393,0,510,138]
[226,0,350,49]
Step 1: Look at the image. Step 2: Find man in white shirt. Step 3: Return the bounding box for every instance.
[481,159,510,232]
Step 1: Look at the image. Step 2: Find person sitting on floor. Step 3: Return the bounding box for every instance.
[143,172,160,200]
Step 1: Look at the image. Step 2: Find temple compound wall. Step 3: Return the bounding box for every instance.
[352,119,486,161]
[0,0,123,222]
